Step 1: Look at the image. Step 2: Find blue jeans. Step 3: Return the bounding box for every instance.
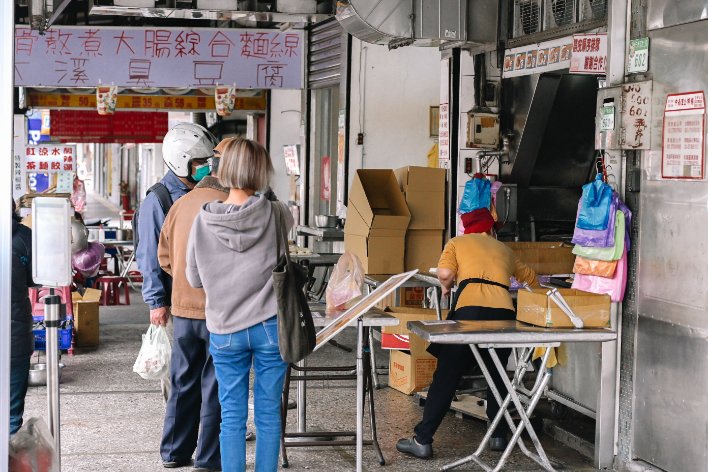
[210,316,287,472]
[10,355,31,435]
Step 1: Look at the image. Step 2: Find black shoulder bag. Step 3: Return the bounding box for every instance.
[271,202,316,364]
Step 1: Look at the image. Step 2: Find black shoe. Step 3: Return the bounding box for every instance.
[246,430,255,441]
[193,467,221,472]
[489,436,509,452]
[396,437,433,459]
[162,458,192,468]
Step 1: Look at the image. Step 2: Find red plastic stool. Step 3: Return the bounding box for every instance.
[96,276,131,306]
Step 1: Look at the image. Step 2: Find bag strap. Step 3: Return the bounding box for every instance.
[272,202,290,263]
[148,183,173,216]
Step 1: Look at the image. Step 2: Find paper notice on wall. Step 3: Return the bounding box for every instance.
[662,91,705,180]
[438,103,450,169]
[569,33,607,74]
[25,144,76,173]
[283,144,300,176]
[56,171,74,193]
[13,115,27,200]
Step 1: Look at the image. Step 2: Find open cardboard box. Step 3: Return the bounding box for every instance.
[389,334,437,395]
[71,288,101,347]
[517,288,611,328]
[505,242,575,275]
[394,166,446,230]
[344,169,411,274]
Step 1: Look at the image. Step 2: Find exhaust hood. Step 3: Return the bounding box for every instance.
[335,0,499,49]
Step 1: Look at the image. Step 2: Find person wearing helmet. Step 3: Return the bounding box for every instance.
[134,122,219,469]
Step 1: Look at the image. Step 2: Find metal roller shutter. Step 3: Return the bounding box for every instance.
[308,18,344,89]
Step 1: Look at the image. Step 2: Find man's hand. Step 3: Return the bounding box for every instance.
[150,306,170,326]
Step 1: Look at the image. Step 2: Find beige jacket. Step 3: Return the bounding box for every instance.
[158,177,229,319]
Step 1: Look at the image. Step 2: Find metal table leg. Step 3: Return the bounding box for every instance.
[363,327,386,465]
[441,344,558,472]
[297,358,307,433]
[368,327,380,389]
[356,317,364,472]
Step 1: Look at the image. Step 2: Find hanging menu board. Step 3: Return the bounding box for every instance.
[662,91,706,180]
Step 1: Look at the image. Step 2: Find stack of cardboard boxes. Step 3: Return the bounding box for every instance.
[395,166,447,273]
[343,169,411,274]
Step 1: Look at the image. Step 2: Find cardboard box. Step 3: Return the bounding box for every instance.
[517,288,611,328]
[71,288,101,347]
[395,166,446,229]
[388,335,438,395]
[381,307,448,349]
[505,242,575,275]
[345,169,411,274]
[405,229,444,272]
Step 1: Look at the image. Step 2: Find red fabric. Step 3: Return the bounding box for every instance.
[461,208,495,234]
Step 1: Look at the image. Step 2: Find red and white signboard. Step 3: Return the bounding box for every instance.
[283,144,300,176]
[25,145,76,173]
[662,91,706,180]
[570,33,607,74]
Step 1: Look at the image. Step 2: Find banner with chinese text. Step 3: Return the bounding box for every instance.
[14,26,304,89]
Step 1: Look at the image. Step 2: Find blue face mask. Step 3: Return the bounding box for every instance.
[192,162,210,182]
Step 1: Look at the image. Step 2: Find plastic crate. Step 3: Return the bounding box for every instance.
[33,325,73,351]
[29,286,74,318]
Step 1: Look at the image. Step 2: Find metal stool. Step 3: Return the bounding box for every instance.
[96,276,130,305]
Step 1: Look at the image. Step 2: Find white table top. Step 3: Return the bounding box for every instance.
[309,305,399,328]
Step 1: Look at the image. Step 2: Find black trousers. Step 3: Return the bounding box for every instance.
[414,306,516,445]
[161,316,221,469]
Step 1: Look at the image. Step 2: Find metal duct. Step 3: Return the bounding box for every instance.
[335,0,498,48]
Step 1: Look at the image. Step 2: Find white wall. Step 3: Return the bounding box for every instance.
[347,39,441,183]
[268,89,304,203]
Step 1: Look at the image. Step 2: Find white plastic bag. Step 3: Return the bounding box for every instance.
[133,325,171,381]
[326,252,364,314]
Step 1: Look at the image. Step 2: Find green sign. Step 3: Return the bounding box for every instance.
[628,37,649,74]
[600,105,615,131]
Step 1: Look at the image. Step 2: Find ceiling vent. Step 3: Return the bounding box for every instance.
[335,0,498,49]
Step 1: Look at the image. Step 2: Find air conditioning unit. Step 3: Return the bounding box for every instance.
[544,0,576,29]
[579,0,607,21]
[513,0,542,38]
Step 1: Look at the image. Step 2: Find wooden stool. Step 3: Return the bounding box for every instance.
[96,276,131,306]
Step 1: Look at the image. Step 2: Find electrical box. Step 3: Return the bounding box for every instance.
[466,112,500,149]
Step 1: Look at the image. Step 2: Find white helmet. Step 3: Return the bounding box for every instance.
[162,122,218,178]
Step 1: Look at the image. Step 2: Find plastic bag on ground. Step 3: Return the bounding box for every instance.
[326,252,364,315]
[133,324,171,381]
[9,418,59,472]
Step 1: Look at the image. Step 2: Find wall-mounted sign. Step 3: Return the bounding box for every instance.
[283,144,301,176]
[627,37,649,74]
[27,90,266,112]
[662,91,705,180]
[439,58,450,169]
[600,104,615,130]
[503,37,573,78]
[50,110,168,143]
[14,115,27,199]
[25,144,76,173]
[570,33,608,74]
[14,26,304,89]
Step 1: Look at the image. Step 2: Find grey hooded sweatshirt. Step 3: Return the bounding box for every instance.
[185,195,293,335]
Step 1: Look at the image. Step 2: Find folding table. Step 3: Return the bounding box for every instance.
[408,319,617,472]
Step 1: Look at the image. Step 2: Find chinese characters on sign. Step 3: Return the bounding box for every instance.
[570,33,607,74]
[283,144,301,176]
[438,103,450,169]
[662,91,705,180]
[503,37,573,78]
[627,37,649,74]
[14,26,304,89]
[25,145,76,173]
[620,81,652,149]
